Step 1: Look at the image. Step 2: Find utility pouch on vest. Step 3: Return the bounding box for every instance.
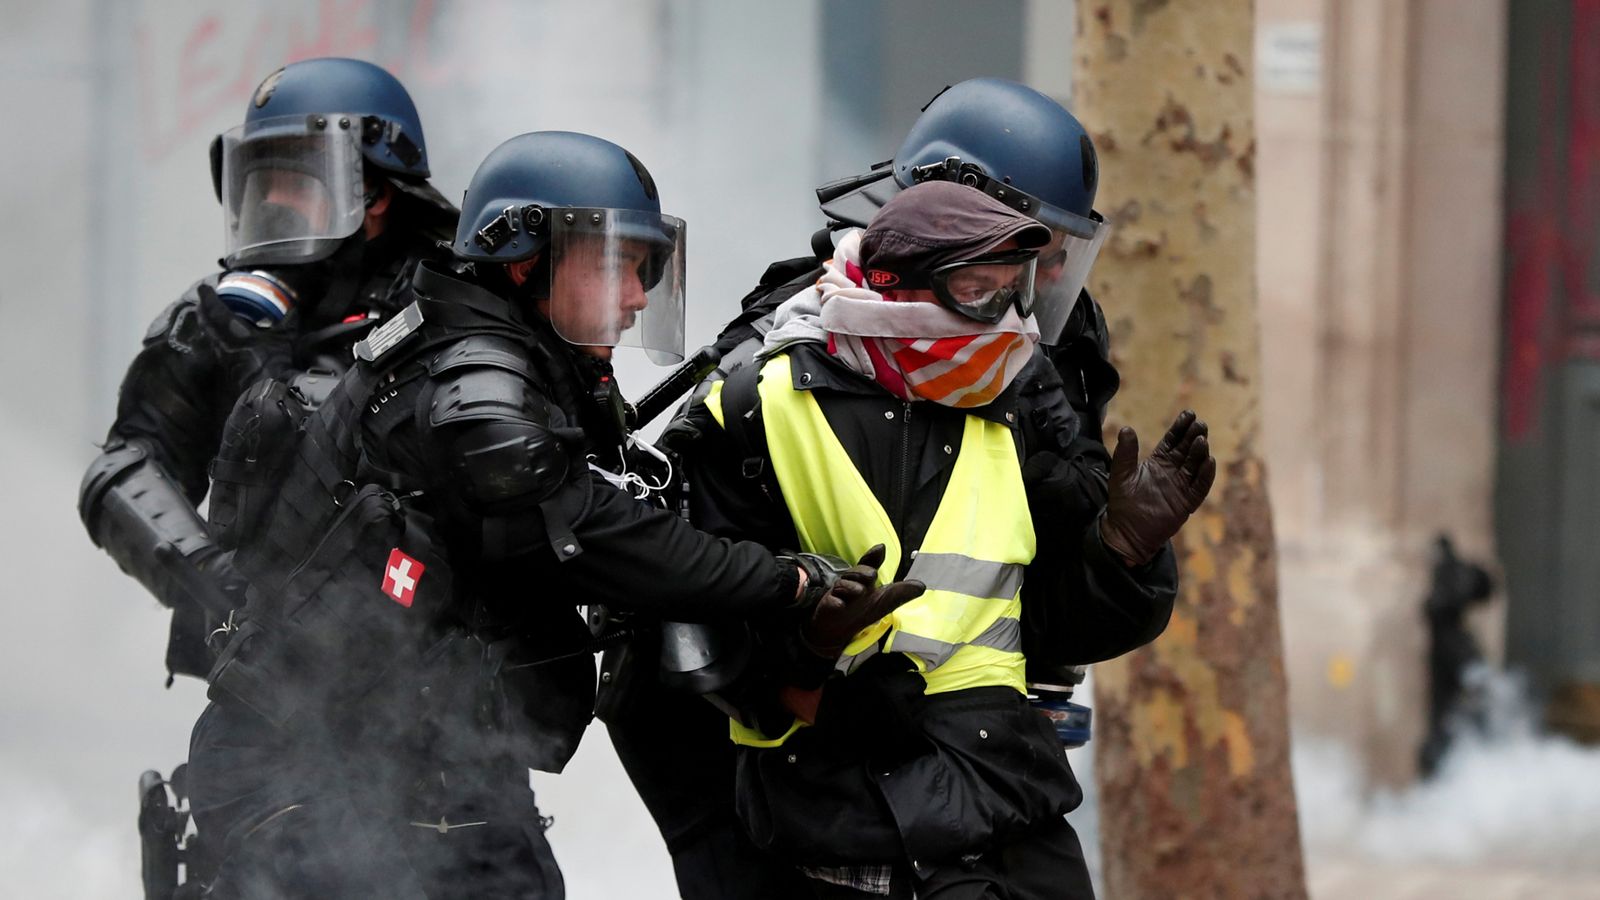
[437,623,596,774]
[208,379,311,553]
[403,628,558,774]
[207,484,453,728]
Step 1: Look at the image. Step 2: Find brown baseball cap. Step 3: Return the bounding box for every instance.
[859,180,1052,276]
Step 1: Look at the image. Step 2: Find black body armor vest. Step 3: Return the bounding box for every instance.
[205,297,534,767]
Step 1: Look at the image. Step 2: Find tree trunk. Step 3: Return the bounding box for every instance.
[1075,2,1308,898]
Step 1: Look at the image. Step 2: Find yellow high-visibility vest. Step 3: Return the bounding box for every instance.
[705,354,1036,747]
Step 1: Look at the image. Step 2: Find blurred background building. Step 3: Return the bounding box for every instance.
[1258,0,1600,784]
[3,0,1599,897]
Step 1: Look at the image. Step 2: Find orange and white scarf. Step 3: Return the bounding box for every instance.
[764,230,1039,408]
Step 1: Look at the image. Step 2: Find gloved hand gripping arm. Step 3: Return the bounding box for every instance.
[787,545,926,657]
[773,545,925,723]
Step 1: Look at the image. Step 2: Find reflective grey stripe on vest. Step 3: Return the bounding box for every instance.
[834,639,880,675]
[890,616,1022,670]
[906,553,1025,601]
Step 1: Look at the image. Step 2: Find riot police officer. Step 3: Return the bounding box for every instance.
[187,130,909,898]
[77,57,458,682]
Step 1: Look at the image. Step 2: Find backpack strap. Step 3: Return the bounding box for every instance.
[718,361,782,509]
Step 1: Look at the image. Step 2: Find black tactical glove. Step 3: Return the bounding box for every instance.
[158,544,248,622]
[797,545,925,658]
[161,546,248,680]
[1100,410,1217,567]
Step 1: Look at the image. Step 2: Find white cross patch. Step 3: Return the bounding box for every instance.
[382,548,425,608]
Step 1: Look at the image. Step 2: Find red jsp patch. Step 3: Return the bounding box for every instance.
[867,269,900,288]
[381,548,425,608]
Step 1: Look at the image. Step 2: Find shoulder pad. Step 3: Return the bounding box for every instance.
[1048,294,1121,427]
[143,275,223,347]
[142,300,190,345]
[428,333,533,379]
[429,359,551,428]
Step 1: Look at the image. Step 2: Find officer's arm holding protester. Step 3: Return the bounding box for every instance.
[184,125,910,898]
[93,55,1215,900]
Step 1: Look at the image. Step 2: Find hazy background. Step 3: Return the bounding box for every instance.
[7,2,1600,898]
[0,2,1076,896]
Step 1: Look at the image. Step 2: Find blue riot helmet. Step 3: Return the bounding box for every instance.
[818,77,1110,344]
[213,58,437,270]
[455,131,687,364]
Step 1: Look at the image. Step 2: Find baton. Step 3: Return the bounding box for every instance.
[625,345,723,430]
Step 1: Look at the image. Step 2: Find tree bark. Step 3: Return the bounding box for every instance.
[1075,2,1308,898]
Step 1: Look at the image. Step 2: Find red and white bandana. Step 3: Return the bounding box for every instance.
[815,231,1039,408]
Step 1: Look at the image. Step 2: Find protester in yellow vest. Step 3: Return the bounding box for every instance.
[681,180,1215,899]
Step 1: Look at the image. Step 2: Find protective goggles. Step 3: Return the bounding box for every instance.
[864,250,1039,324]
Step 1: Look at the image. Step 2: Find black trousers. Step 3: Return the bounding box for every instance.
[188,700,564,899]
[801,817,1093,900]
[602,646,808,900]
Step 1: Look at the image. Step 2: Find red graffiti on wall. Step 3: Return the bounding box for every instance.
[1502,0,1600,441]
[136,0,452,163]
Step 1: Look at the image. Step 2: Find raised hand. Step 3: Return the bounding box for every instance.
[1099,410,1217,566]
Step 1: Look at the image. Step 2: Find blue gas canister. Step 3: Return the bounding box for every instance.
[215,270,297,326]
[1030,692,1092,749]
[1028,665,1092,749]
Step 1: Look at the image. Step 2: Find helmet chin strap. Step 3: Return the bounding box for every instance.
[295,229,369,326]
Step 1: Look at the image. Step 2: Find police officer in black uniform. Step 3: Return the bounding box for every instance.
[187,130,910,898]
[77,57,457,683]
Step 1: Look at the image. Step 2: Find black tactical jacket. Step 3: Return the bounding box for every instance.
[82,224,450,679]
[107,227,448,507]
[339,263,804,770]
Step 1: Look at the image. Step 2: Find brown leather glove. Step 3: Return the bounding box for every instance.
[801,545,926,658]
[1100,410,1217,567]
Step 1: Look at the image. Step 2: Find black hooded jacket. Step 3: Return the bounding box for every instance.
[678,339,1176,865]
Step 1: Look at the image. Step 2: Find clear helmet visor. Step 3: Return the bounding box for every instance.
[1030,211,1110,344]
[219,115,367,267]
[545,209,687,365]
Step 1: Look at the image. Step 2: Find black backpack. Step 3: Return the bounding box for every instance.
[203,301,550,735]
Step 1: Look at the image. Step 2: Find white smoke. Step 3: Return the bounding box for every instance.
[0,766,135,900]
[1294,669,1600,876]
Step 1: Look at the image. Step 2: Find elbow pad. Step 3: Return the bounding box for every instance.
[78,442,235,616]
